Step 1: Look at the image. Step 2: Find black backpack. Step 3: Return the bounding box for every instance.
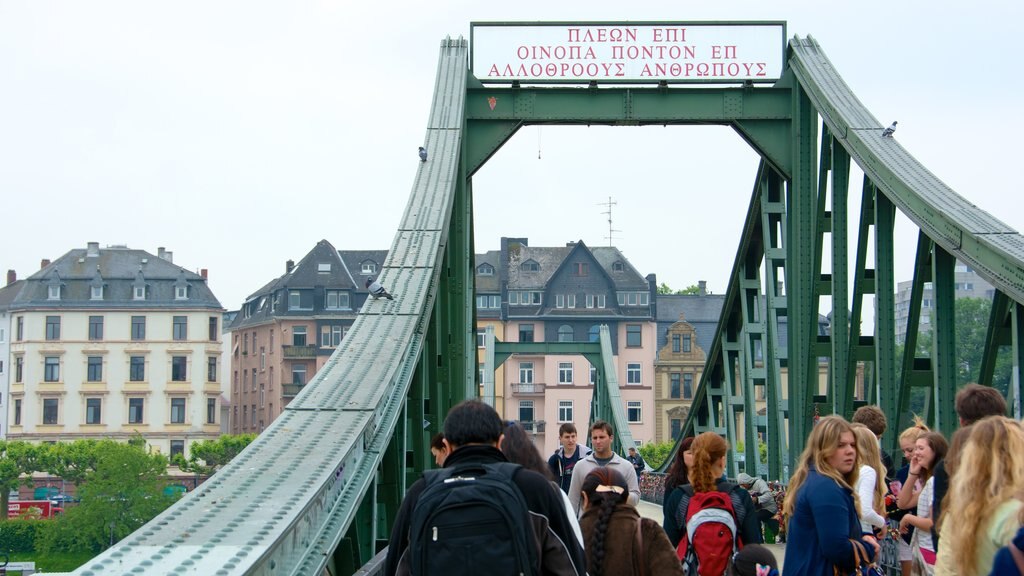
[409,461,537,576]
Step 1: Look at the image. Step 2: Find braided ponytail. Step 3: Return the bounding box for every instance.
[581,467,629,576]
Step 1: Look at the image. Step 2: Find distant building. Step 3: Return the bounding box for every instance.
[0,271,25,438]
[895,261,995,343]
[6,243,224,460]
[477,237,657,455]
[226,240,386,434]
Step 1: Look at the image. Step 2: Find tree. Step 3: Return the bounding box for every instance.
[0,441,42,522]
[175,434,256,476]
[37,441,172,553]
[657,283,703,295]
[637,441,674,469]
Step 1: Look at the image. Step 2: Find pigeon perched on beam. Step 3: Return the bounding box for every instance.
[418,147,428,162]
[881,121,897,138]
[365,277,394,300]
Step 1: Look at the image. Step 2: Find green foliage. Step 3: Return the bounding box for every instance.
[0,441,43,522]
[638,441,674,469]
[657,283,702,295]
[11,550,94,571]
[0,519,49,552]
[734,440,769,464]
[36,441,173,554]
[177,434,257,476]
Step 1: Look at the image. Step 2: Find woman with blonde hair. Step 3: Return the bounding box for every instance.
[851,423,887,537]
[890,418,929,576]
[934,416,1024,576]
[783,415,879,575]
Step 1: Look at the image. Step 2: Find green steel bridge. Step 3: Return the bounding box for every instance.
[63,31,1024,576]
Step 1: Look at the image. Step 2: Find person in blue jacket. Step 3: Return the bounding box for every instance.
[990,524,1024,575]
[783,415,880,575]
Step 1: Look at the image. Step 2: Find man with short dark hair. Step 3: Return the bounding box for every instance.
[566,420,640,516]
[547,422,592,493]
[385,400,585,576]
[931,383,1008,550]
[852,405,895,480]
[626,446,646,480]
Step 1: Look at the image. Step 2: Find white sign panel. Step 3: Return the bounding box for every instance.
[472,22,786,84]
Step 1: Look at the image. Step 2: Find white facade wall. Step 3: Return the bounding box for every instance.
[0,311,10,438]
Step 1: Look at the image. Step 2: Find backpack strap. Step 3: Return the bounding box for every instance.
[634,517,646,576]
[1010,541,1024,574]
[675,484,695,530]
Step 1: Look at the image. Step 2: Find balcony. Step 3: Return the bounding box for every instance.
[511,382,545,396]
[282,345,316,359]
[283,383,304,398]
[519,420,546,433]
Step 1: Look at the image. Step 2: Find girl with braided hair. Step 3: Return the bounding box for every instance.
[579,467,682,576]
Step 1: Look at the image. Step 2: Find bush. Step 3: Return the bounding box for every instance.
[0,519,50,552]
[637,441,674,469]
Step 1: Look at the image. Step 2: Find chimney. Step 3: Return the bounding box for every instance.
[698,280,707,296]
[86,241,100,257]
[6,270,15,286]
[40,259,51,270]
[286,260,295,274]
[200,268,208,280]
[157,247,165,259]
[157,247,173,263]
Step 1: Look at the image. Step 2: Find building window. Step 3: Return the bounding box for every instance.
[521,260,539,272]
[596,294,606,308]
[48,285,61,300]
[671,419,682,440]
[476,329,487,348]
[292,364,307,385]
[15,356,23,383]
[133,285,146,300]
[683,334,692,353]
[558,325,573,342]
[477,263,494,276]
[626,324,642,347]
[44,357,60,382]
[575,262,588,276]
[87,356,103,382]
[130,356,145,381]
[250,405,256,427]
[672,334,680,353]
[171,356,187,381]
[670,373,681,399]
[317,262,331,273]
[86,398,102,424]
[627,400,642,423]
[45,316,61,340]
[518,362,534,384]
[170,440,185,460]
[567,294,576,308]
[476,295,501,309]
[43,398,59,424]
[612,261,624,272]
[361,262,376,274]
[260,347,266,369]
[325,290,350,310]
[16,316,23,341]
[173,316,188,341]
[131,316,146,340]
[14,399,22,425]
[209,317,218,341]
[88,316,104,340]
[588,325,601,342]
[683,373,694,399]
[519,324,534,343]
[289,291,301,310]
[259,383,265,407]
[91,285,104,300]
[518,400,534,424]
[170,398,186,424]
[626,363,641,385]
[558,362,573,385]
[558,400,573,423]
[292,326,307,346]
[207,398,217,424]
[125,397,144,424]
[252,368,257,391]
[175,286,188,300]
[207,357,217,382]
[555,294,564,309]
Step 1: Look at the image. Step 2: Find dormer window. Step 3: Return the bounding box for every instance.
[175,286,188,300]
[48,285,61,300]
[478,263,495,276]
[612,261,624,272]
[521,260,539,272]
[317,263,331,273]
[361,262,376,274]
[134,286,146,300]
[91,285,104,300]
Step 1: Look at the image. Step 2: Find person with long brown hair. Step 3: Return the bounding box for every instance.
[782,415,879,575]
[890,417,930,576]
[851,423,887,536]
[661,436,694,547]
[671,432,760,552]
[579,467,683,576]
[898,430,948,572]
[934,416,1024,575]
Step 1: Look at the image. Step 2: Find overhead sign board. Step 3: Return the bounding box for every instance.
[471,22,786,84]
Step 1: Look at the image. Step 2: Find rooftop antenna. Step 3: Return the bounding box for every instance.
[598,196,621,246]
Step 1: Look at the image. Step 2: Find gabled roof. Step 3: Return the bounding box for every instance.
[339,250,388,281]
[11,246,221,310]
[0,280,25,310]
[655,294,726,354]
[474,251,501,293]
[286,240,352,289]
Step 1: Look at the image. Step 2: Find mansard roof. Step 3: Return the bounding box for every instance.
[10,245,221,310]
[474,252,501,293]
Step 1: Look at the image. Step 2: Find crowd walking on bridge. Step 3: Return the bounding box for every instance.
[384,383,1024,575]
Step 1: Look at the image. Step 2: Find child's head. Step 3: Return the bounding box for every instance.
[729,544,779,576]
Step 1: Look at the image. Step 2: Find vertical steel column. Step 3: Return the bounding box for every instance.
[845,180,875,415]
[931,247,957,434]
[830,140,852,416]
[895,233,933,438]
[873,190,898,419]
[786,85,819,461]
[760,169,788,480]
[1012,303,1024,419]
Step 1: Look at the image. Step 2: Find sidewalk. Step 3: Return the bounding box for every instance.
[636,499,785,570]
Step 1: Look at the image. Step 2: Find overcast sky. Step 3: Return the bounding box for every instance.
[1,1,1021,316]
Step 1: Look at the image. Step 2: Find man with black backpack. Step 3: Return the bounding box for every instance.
[384,400,586,576]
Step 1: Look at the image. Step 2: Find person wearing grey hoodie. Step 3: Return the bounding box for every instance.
[738,472,778,536]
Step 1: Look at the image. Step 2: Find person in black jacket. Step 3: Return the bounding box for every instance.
[385,400,586,576]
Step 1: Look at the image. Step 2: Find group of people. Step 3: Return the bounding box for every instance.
[383,383,1024,575]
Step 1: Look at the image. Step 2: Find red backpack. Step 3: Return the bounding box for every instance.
[675,485,742,576]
